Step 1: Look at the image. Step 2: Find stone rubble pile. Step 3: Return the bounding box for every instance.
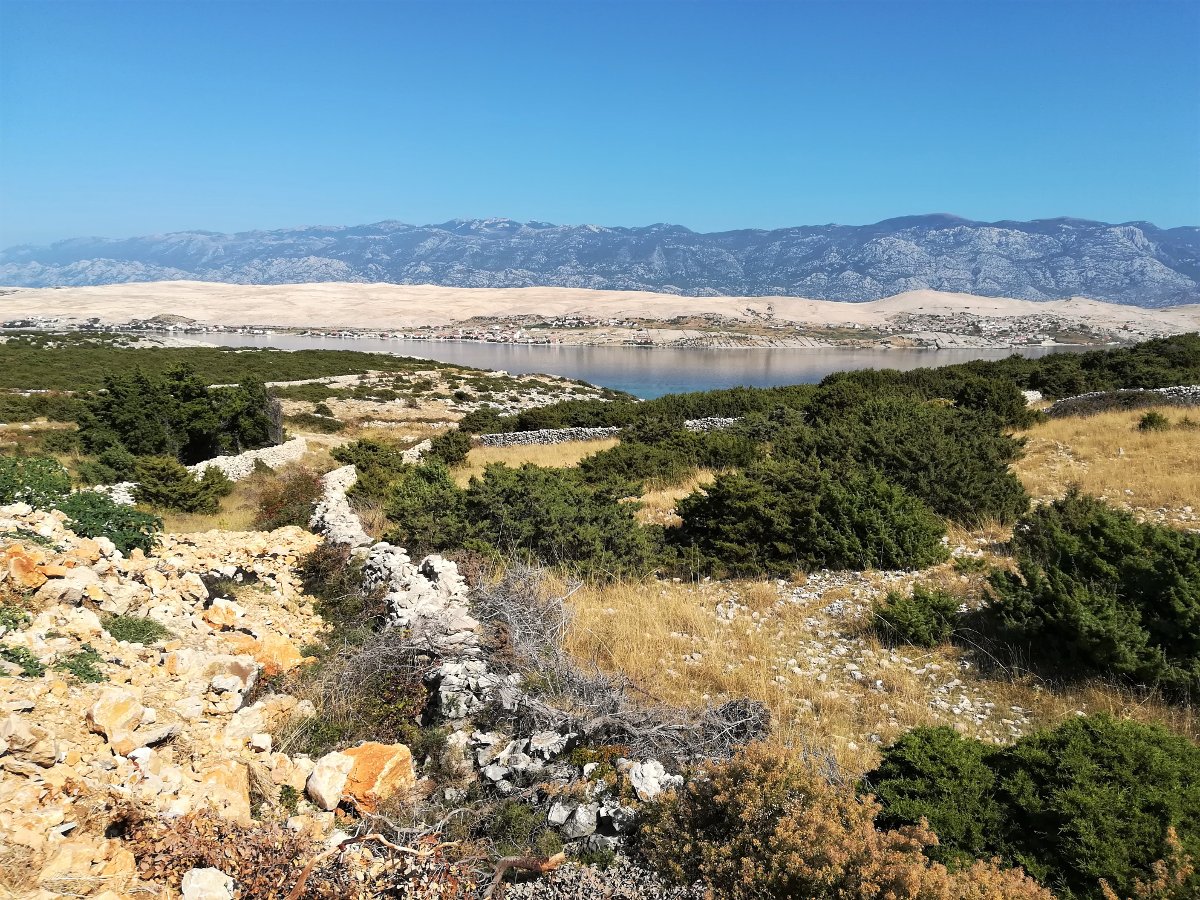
[478,417,744,446]
[682,416,742,432]
[478,426,622,446]
[308,465,373,548]
[0,504,409,898]
[189,437,308,482]
[1047,384,1200,418]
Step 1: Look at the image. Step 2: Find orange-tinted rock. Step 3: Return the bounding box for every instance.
[202,597,245,630]
[37,563,72,578]
[3,546,48,589]
[225,632,304,675]
[196,758,251,823]
[342,742,415,812]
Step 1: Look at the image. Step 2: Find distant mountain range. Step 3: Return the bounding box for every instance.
[3,214,1198,307]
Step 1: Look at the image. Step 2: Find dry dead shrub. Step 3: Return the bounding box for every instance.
[123,807,476,899]
[475,564,770,763]
[1101,828,1197,900]
[635,743,1052,900]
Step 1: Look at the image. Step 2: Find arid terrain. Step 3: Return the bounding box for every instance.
[3,281,1199,348]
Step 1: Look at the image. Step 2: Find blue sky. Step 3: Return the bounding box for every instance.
[1,0,1197,246]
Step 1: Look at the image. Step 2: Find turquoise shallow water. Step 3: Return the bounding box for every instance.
[199,333,1075,398]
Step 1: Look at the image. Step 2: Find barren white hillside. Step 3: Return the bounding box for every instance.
[2,281,1199,333]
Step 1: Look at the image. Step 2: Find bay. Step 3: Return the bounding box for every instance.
[199,333,1076,399]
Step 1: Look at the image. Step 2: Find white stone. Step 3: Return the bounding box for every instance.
[306,751,354,811]
[181,867,234,900]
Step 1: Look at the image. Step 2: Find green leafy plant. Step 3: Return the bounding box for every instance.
[55,644,106,682]
[0,603,32,632]
[0,643,46,677]
[56,491,161,554]
[0,455,72,508]
[102,614,174,645]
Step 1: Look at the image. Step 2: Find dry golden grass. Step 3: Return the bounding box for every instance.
[1014,406,1200,512]
[564,569,1198,777]
[452,438,619,486]
[156,477,264,533]
[565,576,945,774]
[634,469,715,526]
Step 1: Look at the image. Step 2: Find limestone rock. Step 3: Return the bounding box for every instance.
[306,751,354,811]
[86,688,144,753]
[181,867,235,900]
[342,742,416,811]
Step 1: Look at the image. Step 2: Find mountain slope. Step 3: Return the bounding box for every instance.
[3,215,1198,306]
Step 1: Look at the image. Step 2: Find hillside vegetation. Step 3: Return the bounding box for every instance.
[1,332,1197,899]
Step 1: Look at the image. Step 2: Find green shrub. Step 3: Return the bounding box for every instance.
[637,742,1053,900]
[672,459,948,577]
[874,585,961,647]
[456,405,506,434]
[382,462,470,557]
[0,643,46,677]
[284,412,344,434]
[37,429,81,454]
[463,464,655,579]
[55,644,106,682]
[869,715,1200,899]
[133,457,234,513]
[252,468,323,530]
[0,455,72,508]
[56,491,161,554]
[987,489,1200,696]
[1137,410,1171,432]
[78,366,275,464]
[102,614,174,644]
[486,801,562,857]
[331,439,412,501]
[796,396,1030,525]
[426,429,472,466]
[75,445,139,486]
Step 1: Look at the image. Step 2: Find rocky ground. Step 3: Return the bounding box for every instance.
[0,505,336,898]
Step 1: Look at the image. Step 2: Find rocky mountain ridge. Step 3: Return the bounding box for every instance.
[3,215,1199,307]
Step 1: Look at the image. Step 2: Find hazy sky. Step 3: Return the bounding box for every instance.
[1,0,1197,246]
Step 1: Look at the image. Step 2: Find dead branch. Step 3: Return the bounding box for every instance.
[284,833,421,900]
[485,851,566,900]
[473,565,771,764]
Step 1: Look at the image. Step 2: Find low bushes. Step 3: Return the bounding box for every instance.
[868,716,1200,899]
[133,457,234,514]
[426,429,472,466]
[0,455,161,553]
[381,461,655,579]
[57,491,161,554]
[382,463,470,557]
[874,585,961,647]
[284,411,344,434]
[251,467,323,530]
[0,455,73,507]
[635,743,1052,900]
[987,490,1200,697]
[671,459,948,577]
